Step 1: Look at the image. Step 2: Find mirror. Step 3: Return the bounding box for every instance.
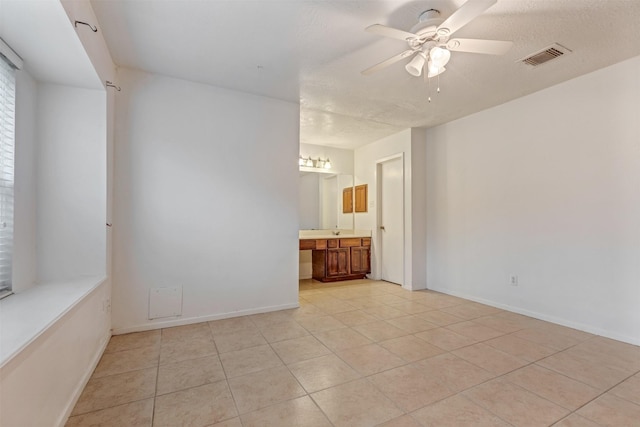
[299,172,353,230]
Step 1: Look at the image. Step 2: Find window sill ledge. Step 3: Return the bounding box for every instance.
[0,275,107,368]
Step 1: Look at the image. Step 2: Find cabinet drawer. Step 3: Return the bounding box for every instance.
[327,239,338,248]
[315,239,327,249]
[362,238,371,246]
[339,238,362,248]
[299,239,316,250]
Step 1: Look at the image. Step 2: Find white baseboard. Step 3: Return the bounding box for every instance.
[428,286,640,346]
[112,302,300,335]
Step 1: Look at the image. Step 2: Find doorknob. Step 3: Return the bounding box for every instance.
[379,226,385,231]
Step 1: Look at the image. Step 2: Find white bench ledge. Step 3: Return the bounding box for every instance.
[0,275,107,368]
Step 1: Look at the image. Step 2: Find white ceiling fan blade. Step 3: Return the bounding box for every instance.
[436,0,497,37]
[366,24,419,42]
[447,38,513,55]
[361,49,416,75]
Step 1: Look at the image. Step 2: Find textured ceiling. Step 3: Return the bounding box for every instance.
[90,0,640,149]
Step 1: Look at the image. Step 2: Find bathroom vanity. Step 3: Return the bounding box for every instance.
[299,230,371,282]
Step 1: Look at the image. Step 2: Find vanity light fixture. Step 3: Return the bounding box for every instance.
[299,156,332,170]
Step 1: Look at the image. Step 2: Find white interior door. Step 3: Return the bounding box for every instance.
[379,156,404,285]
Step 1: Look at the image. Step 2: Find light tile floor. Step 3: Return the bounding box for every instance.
[67,279,640,426]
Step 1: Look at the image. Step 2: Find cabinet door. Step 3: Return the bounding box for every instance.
[327,248,349,276]
[350,246,370,274]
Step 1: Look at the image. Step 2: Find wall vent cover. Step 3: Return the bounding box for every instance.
[519,43,572,67]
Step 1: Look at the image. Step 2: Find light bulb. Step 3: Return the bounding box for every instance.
[299,156,305,166]
[427,60,446,78]
[324,159,332,169]
[429,47,451,68]
[405,52,426,77]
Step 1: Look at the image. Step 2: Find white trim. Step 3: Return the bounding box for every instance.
[427,285,640,346]
[0,38,23,70]
[111,302,300,335]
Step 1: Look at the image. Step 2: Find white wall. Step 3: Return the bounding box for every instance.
[12,68,38,293]
[36,83,106,282]
[112,68,300,333]
[354,129,427,290]
[426,55,640,345]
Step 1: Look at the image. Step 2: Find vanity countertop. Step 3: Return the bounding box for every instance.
[299,229,371,240]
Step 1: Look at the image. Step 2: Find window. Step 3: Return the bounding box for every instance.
[0,47,17,298]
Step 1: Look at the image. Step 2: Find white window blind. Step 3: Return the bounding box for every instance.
[0,55,16,297]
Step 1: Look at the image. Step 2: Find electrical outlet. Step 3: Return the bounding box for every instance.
[509,275,519,286]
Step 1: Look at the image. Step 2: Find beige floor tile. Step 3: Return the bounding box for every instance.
[208,418,243,427]
[577,393,640,427]
[610,372,640,405]
[441,302,501,320]
[536,323,594,343]
[352,320,409,342]
[286,304,327,319]
[218,344,282,378]
[213,329,267,353]
[313,327,372,351]
[453,343,528,375]
[379,335,445,362]
[66,398,154,427]
[446,320,505,341]
[259,320,309,343]
[416,310,465,326]
[240,396,331,427]
[421,293,467,309]
[227,366,306,414]
[72,368,157,416]
[311,299,357,314]
[472,314,530,333]
[105,330,161,353]
[153,381,237,427]
[159,336,217,365]
[369,364,453,412]
[249,310,297,328]
[414,327,477,351]
[347,297,384,310]
[513,327,585,351]
[538,348,633,390]
[157,355,226,396]
[505,364,601,410]
[552,413,602,427]
[415,353,495,393]
[93,345,159,378]
[387,300,432,315]
[386,315,439,334]
[332,310,378,326]
[270,335,332,365]
[364,305,407,320]
[288,353,361,393]
[296,314,347,333]
[493,311,548,329]
[464,378,569,427]
[161,323,213,344]
[209,316,257,335]
[570,337,640,373]
[336,343,406,376]
[376,415,422,427]
[484,333,557,362]
[411,394,511,427]
[311,378,403,427]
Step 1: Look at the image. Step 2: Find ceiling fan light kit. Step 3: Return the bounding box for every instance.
[362,0,513,85]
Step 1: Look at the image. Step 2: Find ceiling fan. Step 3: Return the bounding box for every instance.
[361,0,512,80]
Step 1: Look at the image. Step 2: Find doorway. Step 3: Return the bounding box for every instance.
[377,154,404,286]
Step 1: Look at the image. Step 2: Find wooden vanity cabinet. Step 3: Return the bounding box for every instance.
[307,237,371,282]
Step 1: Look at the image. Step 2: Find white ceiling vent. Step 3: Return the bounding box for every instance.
[519,43,572,67]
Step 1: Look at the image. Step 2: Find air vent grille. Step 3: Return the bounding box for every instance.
[520,43,572,67]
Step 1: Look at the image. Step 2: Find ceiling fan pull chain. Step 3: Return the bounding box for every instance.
[428,76,432,103]
[437,73,441,93]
